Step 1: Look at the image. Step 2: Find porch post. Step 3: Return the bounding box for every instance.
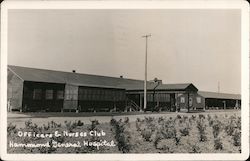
[139,93,142,110]
[157,93,159,107]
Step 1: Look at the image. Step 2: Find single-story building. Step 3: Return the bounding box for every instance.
[8,65,126,112]
[125,83,200,112]
[7,65,241,112]
[198,91,241,110]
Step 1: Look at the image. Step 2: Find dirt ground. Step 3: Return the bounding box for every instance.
[8,110,240,128]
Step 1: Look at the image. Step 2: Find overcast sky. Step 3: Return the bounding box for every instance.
[8,9,241,94]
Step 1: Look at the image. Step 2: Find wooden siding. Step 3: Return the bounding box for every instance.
[7,69,24,110]
[177,93,205,111]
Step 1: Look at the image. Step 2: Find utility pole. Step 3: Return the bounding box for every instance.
[142,34,151,111]
[218,81,220,93]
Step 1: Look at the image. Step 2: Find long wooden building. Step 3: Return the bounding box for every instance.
[198,91,241,110]
[7,65,241,112]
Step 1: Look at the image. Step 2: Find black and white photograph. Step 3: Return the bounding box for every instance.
[0,1,249,160]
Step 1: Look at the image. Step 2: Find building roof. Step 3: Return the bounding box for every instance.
[127,83,198,91]
[198,91,241,100]
[8,65,197,91]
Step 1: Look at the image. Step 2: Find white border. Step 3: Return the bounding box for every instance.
[1,1,249,161]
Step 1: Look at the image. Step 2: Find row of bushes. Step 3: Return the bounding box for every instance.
[7,113,241,153]
[110,118,132,153]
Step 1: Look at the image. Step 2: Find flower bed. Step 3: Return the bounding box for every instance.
[7,112,241,153]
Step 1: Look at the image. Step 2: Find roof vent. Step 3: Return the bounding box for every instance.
[72,70,76,73]
[120,75,123,78]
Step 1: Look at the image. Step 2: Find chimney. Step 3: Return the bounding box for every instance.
[72,70,76,73]
[120,75,123,78]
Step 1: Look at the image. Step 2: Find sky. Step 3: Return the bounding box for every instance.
[8,9,241,94]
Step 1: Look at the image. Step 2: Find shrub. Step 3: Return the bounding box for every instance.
[42,124,49,131]
[24,119,33,128]
[179,127,190,136]
[155,117,178,148]
[209,119,214,127]
[110,118,116,126]
[176,114,182,119]
[214,138,223,150]
[162,126,176,139]
[212,121,222,138]
[159,145,170,152]
[174,134,182,146]
[117,132,131,153]
[178,119,183,124]
[190,144,201,153]
[147,122,156,132]
[158,117,164,123]
[145,117,154,124]
[124,117,129,124]
[207,114,211,121]
[188,117,193,125]
[236,117,241,130]
[76,120,84,126]
[141,128,153,142]
[229,115,236,120]
[64,121,76,132]
[154,131,164,149]
[196,120,207,142]
[198,114,205,120]
[88,119,100,131]
[225,120,236,136]
[110,118,131,153]
[24,120,40,133]
[7,123,17,136]
[50,120,62,128]
[232,130,241,146]
[183,116,188,122]
[135,121,141,132]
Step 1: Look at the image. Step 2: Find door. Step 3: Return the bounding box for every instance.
[189,97,193,108]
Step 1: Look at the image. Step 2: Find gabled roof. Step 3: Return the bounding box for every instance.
[155,83,198,91]
[198,91,241,100]
[8,65,137,89]
[8,65,198,91]
[126,83,198,91]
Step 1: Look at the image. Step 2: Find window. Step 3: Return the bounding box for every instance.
[196,97,201,103]
[65,90,70,100]
[180,97,185,103]
[33,89,42,100]
[45,90,53,100]
[57,90,64,99]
